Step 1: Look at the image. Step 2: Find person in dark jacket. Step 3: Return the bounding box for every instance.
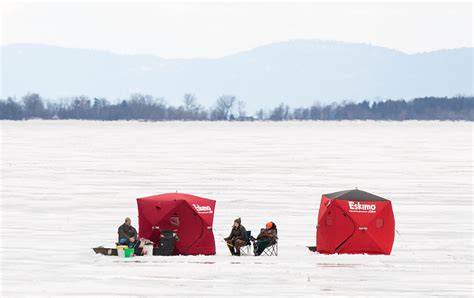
[224,217,247,256]
[118,217,140,248]
[253,221,278,256]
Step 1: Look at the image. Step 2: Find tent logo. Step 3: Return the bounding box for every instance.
[348,201,376,213]
[192,204,213,214]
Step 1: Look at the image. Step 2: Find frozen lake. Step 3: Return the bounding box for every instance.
[0,120,472,296]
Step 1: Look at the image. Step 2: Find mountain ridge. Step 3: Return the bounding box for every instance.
[2,40,472,110]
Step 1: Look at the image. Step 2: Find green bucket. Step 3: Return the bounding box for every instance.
[124,248,134,258]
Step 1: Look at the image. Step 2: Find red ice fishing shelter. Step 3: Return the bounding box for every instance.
[137,193,216,255]
[316,189,395,255]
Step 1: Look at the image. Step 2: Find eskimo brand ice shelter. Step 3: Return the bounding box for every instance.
[316,189,395,255]
[137,193,216,255]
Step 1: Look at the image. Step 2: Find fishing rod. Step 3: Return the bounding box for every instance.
[217,232,234,247]
[97,240,116,247]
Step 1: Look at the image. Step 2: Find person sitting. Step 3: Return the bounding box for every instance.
[224,217,247,256]
[253,221,278,256]
[118,217,140,248]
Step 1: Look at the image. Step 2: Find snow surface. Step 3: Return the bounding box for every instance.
[0,120,472,296]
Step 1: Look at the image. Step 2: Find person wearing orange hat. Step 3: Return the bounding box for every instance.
[253,221,278,256]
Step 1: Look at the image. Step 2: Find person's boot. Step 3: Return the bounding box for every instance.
[227,245,236,256]
[235,249,241,256]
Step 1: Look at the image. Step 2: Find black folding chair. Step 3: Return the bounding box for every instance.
[261,241,278,256]
[239,231,252,255]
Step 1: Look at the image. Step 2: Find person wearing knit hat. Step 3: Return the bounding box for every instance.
[224,217,247,256]
[254,221,278,256]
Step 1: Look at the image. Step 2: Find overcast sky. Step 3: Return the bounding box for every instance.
[1,1,472,58]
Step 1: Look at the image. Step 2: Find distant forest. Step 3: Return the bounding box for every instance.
[0,93,473,121]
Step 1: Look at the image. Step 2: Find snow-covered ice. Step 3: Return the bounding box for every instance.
[0,121,472,296]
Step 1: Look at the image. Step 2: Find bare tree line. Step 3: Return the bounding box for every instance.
[0,93,473,121]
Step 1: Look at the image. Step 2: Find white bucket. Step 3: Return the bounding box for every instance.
[143,245,153,256]
[117,247,125,258]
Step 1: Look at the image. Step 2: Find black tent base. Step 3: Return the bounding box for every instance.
[307,246,317,252]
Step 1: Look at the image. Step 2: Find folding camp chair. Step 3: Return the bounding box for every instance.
[239,231,252,256]
[261,241,278,256]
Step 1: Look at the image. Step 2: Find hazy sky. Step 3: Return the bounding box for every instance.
[1,1,472,58]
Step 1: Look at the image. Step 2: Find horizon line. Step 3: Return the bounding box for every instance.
[2,39,473,60]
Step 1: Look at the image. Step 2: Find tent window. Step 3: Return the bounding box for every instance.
[376,218,384,228]
[170,215,180,227]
